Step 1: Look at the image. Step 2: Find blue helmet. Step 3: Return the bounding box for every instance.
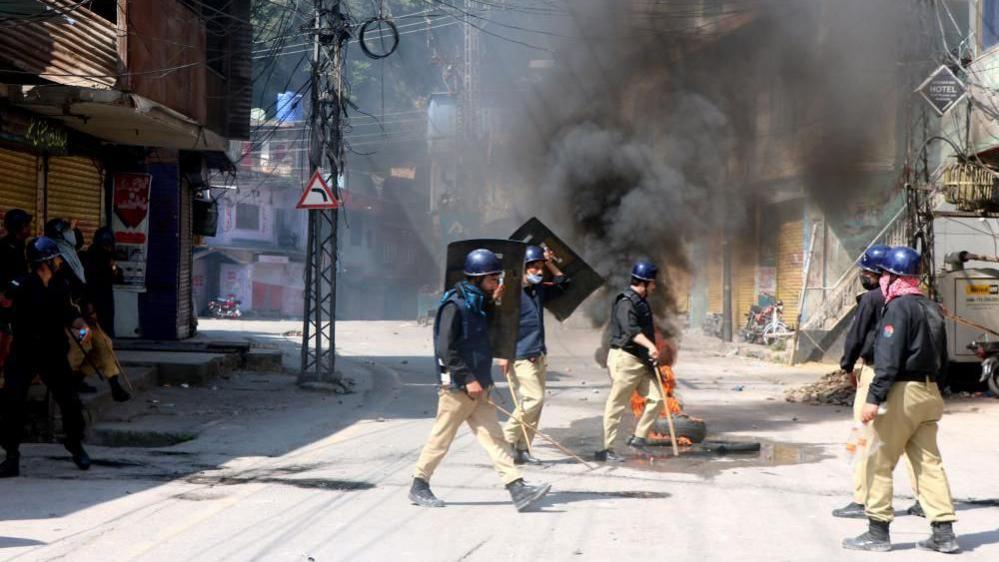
[882,246,921,277]
[27,236,62,264]
[631,260,658,282]
[463,248,503,276]
[858,244,890,273]
[524,245,545,264]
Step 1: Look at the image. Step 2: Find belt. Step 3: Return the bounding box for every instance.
[517,354,544,363]
[896,373,936,383]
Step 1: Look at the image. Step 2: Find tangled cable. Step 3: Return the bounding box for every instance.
[359,16,399,59]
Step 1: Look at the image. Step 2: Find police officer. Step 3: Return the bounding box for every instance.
[843,247,959,553]
[500,245,570,465]
[0,209,32,373]
[0,237,92,477]
[833,245,923,519]
[410,248,551,512]
[596,260,663,462]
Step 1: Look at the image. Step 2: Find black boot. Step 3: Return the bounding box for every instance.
[0,453,20,478]
[842,519,891,552]
[109,376,131,403]
[408,478,445,508]
[514,449,542,466]
[77,379,98,394]
[66,444,91,471]
[832,501,867,519]
[907,501,926,518]
[506,478,551,512]
[595,449,625,463]
[918,522,960,554]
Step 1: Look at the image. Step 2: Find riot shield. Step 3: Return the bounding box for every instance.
[444,239,527,360]
[510,217,605,321]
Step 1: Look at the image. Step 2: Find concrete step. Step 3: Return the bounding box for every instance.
[79,366,158,427]
[116,350,238,386]
[243,348,283,372]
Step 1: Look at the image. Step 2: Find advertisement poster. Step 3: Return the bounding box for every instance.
[111,172,152,286]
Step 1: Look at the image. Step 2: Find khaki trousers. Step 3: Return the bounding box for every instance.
[865,379,956,523]
[67,325,121,379]
[414,387,521,486]
[853,365,916,504]
[602,348,661,450]
[502,355,547,450]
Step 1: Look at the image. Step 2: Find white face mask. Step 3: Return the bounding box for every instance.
[526,273,543,285]
[63,230,77,247]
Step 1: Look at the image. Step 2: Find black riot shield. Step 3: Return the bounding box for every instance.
[510,217,605,321]
[444,239,527,360]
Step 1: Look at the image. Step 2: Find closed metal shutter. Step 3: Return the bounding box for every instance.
[707,235,723,314]
[47,156,103,243]
[734,235,757,331]
[0,148,38,230]
[777,218,805,327]
[177,180,193,338]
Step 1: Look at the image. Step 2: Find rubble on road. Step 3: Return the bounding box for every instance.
[784,370,856,406]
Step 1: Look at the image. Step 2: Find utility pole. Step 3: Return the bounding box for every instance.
[300,0,349,391]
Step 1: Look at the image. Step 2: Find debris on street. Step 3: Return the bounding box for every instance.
[784,370,856,406]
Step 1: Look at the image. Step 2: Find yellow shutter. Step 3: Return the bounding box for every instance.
[0,147,38,233]
[47,156,103,243]
[777,218,804,326]
[734,236,757,330]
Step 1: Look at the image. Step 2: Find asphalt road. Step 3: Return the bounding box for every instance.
[1,319,997,561]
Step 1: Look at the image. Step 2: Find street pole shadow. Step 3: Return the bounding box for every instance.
[0,537,47,549]
[951,527,999,552]
[533,489,671,511]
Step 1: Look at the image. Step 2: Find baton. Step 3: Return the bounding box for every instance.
[488,398,598,470]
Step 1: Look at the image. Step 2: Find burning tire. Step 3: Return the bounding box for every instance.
[653,414,706,444]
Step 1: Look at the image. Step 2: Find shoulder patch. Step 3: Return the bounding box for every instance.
[882,324,894,338]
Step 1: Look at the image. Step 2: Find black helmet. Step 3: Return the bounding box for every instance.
[463,249,503,276]
[524,245,545,264]
[3,209,31,233]
[44,218,70,240]
[27,237,62,264]
[94,226,115,248]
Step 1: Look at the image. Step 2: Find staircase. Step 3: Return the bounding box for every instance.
[793,206,910,363]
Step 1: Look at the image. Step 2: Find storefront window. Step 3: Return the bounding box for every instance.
[236,203,260,231]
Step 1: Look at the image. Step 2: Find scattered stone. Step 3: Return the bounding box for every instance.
[732,385,745,391]
[181,383,190,389]
[376,417,385,423]
[784,370,855,406]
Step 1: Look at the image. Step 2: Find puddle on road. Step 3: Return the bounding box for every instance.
[186,474,375,491]
[545,416,830,478]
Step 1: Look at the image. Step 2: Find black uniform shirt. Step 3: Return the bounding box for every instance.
[869,294,947,405]
[0,234,27,294]
[9,273,80,356]
[609,289,654,361]
[840,288,885,372]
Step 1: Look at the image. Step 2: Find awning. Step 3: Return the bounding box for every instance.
[5,85,227,151]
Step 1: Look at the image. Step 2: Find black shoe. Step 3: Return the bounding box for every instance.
[832,501,867,519]
[506,478,551,512]
[0,454,20,478]
[408,478,445,508]
[918,522,960,554]
[907,501,926,518]
[109,376,131,402]
[514,449,542,466]
[842,519,891,552]
[66,444,91,471]
[77,380,98,393]
[595,449,625,463]
[627,435,650,451]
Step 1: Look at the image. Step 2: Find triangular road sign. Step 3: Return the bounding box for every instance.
[297,171,340,209]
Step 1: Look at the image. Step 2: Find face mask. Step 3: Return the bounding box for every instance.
[63,230,77,247]
[526,273,543,285]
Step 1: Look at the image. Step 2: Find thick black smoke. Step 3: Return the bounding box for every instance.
[497,0,931,332]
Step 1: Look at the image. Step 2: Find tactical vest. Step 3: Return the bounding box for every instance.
[611,289,655,361]
[433,289,493,387]
[514,287,546,360]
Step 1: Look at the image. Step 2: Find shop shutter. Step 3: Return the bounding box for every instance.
[0,148,38,232]
[177,180,193,338]
[707,235,723,314]
[777,218,805,327]
[47,156,103,243]
[733,235,758,331]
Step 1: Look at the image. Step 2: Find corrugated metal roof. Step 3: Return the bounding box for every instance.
[0,0,117,89]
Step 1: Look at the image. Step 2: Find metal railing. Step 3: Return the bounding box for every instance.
[799,205,910,332]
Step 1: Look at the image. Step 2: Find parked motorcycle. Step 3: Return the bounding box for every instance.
[967,340,999,395]
[740,300,791,346]
[208,295,242,319]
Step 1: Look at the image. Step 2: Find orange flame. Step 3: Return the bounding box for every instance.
[630,332,686,441]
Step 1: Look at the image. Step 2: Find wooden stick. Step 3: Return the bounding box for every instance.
[488,399,598,470]
[652,367,681,457]
[503,366,534,456]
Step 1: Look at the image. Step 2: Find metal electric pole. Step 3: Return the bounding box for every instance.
[299,0,349,391]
